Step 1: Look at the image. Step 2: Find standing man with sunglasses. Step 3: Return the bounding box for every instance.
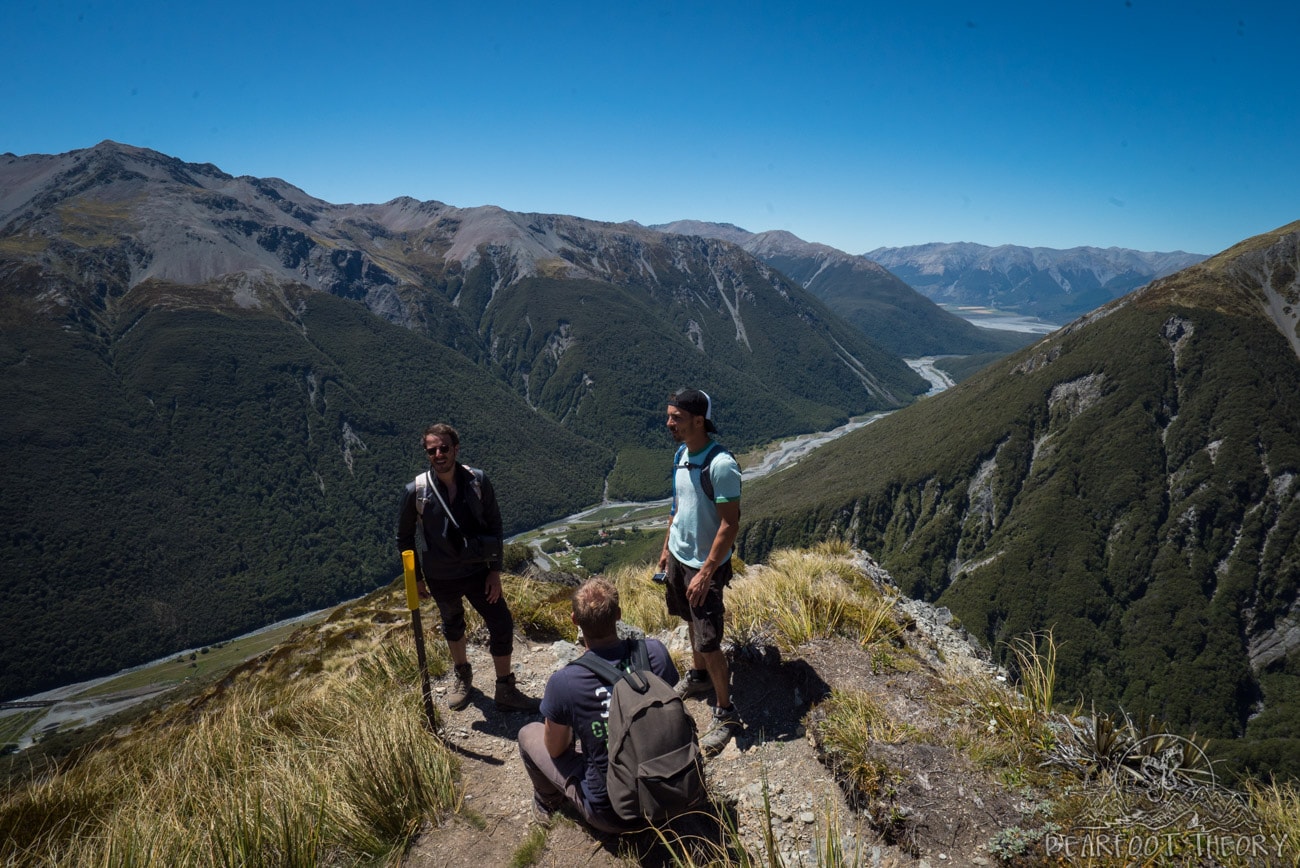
[396,423,538,712]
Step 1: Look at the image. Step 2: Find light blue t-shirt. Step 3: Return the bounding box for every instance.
[668,441,742,568]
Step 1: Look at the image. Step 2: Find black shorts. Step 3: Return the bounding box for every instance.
[428,569,514,658]
[664,554,731,653]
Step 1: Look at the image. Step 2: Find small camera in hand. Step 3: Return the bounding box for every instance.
[651,570,667,584]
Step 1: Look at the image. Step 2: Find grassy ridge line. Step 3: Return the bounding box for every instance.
[76,612,333,699]
[0,612,335,755]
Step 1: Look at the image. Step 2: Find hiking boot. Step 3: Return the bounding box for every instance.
[494,672,541,712]
[531,796,560,828]
[447,663,473,711]
[675,672,712,701]
[700,704,742,757]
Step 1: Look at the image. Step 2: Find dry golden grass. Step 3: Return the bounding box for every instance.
[1244,779,1300,866]
[726,547,901,652]
[607,563,682,636]
[0,599,459,867]
[498,572,578,641]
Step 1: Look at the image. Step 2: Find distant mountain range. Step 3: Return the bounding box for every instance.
[865,242,1208,322]
[740,220,1300,778]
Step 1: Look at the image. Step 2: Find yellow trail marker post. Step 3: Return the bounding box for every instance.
[402,549,438,733]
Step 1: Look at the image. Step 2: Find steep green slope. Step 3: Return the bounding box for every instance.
[762,253,1035,358]
[0,286,607,699]
[480,274,923,455]
[650,222,1036,359]
[738,227,1300,772]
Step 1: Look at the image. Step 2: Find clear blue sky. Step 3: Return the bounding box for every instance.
[4,1,1296,256]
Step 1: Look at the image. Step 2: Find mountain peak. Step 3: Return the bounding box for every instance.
[1135,220,1300,358]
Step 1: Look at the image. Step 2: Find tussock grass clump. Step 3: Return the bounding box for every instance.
[508,823,550,867]
[918,630,1063,778]
[727,548,902,651]
[496,572,577,641]
[1006,629,1056,715]
[810,538,852,558]
[943,671,1053,777]
[813,690,913,805]
[627,788,869,867]
[607,563,681,636]
[0,620,458,866]
[1245,779,1300,862]
[816,690,915,748]
[481,567,677,640]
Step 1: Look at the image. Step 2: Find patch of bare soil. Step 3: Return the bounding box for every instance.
[402,576,1041,867]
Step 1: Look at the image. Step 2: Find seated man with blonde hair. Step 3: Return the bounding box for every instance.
[517,577,679,831]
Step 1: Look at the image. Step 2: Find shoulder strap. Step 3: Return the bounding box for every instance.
[698,443,722,502]
[629,638,651,672]
[571,640,652,694]
[671,445,687,515]
[693,441,722,470]
[423,470,460,528]
[414,473,427,515]
[571,651,623,684]
[674,442,725,504]
[419,466,486,524]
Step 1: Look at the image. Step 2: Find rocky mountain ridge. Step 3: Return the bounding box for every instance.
[402,550,1019,868]
[1,140,925,433]
[1136,223,1300,359]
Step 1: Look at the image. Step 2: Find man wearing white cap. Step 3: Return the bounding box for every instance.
[658,388,743,756]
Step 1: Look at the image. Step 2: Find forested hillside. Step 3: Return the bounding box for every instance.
[0,285,608,698]
[739,221,1300,777]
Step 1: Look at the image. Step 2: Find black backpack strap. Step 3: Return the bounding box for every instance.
[674,442,724,505]
[571,641,652,693]
[696,442,721,502]
[629,638,651,673]
[460,465,486,527]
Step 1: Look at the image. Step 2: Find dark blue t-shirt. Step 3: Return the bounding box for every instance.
[539,638,679,813]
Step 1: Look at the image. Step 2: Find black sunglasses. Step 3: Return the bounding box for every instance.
[425,445,454,455]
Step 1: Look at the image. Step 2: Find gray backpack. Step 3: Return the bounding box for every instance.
[572,640,707,825]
